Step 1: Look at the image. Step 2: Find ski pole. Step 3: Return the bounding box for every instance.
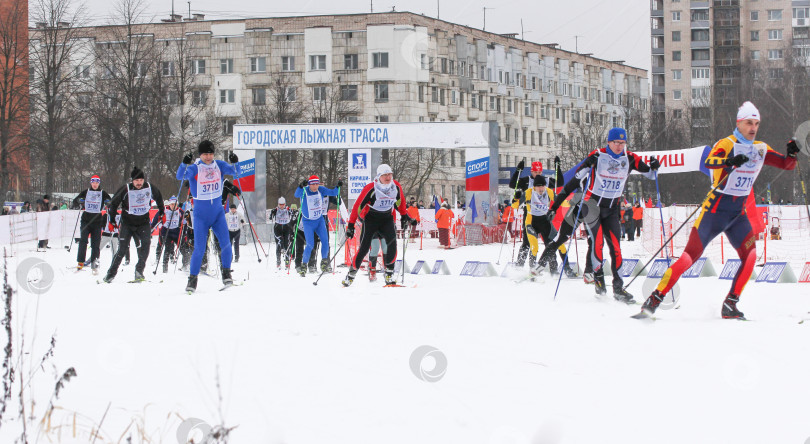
[553,183,589,301]
[313,236,349,286]
[497,167,524,264]
[333,186,341,272]
[65,209,83,252]
[622,171,735,291]
[232,176,263,263]
[654,171,672,264]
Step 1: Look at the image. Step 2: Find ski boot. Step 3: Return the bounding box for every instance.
[515,246,529,267]
[582,272,595,284]
[124,258,130,266]
[76,262,84,270]
[384,268,396,286]
[221,267,233,286]
[528,254,537,269]
[163,262,169,273]
[632,290,664,319]
[722,295,746,320]
[308,262,317,274]
[234,256,239,263]
[321,258,332,273]
[296,264,307,277]
[276,260,281,269]
[613,286,635,304]
[91,260,99,274]
[368,267,377,282]
[186,275,198,293]
[102,272,115,283]
[594,275,607,296]
[548,260,559,276]
[133,271,145,282]
[564,264,578,278]
[342,268,358,287]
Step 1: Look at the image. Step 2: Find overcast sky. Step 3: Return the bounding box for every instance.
[72,0,652,71]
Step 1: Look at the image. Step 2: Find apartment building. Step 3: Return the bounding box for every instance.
[651,0,809,124]
[31,12,647,200]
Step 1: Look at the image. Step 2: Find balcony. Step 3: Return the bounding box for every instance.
[691,59,711,67]
[428,102,440,114]
[448,105,460,118]
[652,47,665,55]
[467,108,479,120]
[691,40,711,48]
[651,28,664,36]
[690,1,709,7]
[691,20,710,28]
[794,18,810,28]
[652,85,666,94]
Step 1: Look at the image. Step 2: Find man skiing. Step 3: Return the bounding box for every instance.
[177,140,239,292]
[72,175,111,272]
[509,160,543,267]
[293,175,341,276]
[103,167,165,283]
[342,164,417,286]
[568,127,659,302]
[270,197,294,268]
[154,196,183,273]
[635,101,798,320]
[225,204,244,263]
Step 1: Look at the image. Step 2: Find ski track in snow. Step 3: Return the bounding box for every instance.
[2,237,810,444]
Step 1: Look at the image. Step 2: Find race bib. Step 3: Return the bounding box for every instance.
[165,209,181,229]
[275,208,291,225]
[306,192,323,219]
[197,162,223,201]
[226,213,241,231]
[530,190,549,216]
[721,142,766,197]
[127,186,152,216]
[85,190,103,213]
[592,152,629,199]
[370,181,398,212]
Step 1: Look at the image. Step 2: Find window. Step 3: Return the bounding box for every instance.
[372,52,389,68]
[691,68,710,79]
[769,68,784,79]
[420,54,429,70]
[768,29,783,40]
[691,87,710,100]
[673,51,682,61]
[192,59,206,75]
[440,89,446,105]
[796,27,810,39]
[440,58,448,73]
[751,50,761,60]
[374,82,389,101]
[506,99,513,113]
[795,7,810,19]
[489,96,498,111]
[281,56,295,71]
[161,61,175,76]
[672,31,681,42]
[309,55,326,71]
[222,119,236,135]
[673,90,682,100]
[471,94,478,109]
[524,101,533,117]
[692,49,710,61]
[672,109,682,119]
[75,65,90,78]
[767,10,782,21]
[340,85,357,101]
[451,90,457,105]
[251,88,266,105]
[672,11,681,21]
[504,125,510,142]
[165,90,178,105]
[77,94,91,109]
[673,69,682,80]
[750,11,759,21]
[135,62,148,78]
[691,29,709,41]
[283,87,296,102]
[344,54,358,70]
[312,86,326,102]
[192,90,207,106]
[250,57,266,73]
[750,30,759,41]
[219,59,233,74]
[219,89,235,104]
[691,9,709,21]
[375,115,389,122]
[768,49,783,60]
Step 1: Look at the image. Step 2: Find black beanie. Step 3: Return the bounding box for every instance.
[534,175,547,187]
[131,166,145,180]
[198,140,215,154]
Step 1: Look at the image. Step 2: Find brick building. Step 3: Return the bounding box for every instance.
[0,0,29,200]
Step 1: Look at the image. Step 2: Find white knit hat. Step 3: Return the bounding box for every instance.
[737,101,760,122]
[278,197,286,205]
[376,163,393,176]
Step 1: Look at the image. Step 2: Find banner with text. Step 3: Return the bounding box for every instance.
[348,149,372,200]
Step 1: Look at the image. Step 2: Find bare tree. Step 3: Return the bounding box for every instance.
[0,0,29,201]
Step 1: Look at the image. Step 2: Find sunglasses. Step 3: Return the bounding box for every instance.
[90,179,101,183]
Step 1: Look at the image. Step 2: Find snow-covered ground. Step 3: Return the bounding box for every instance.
[2,234,810,444]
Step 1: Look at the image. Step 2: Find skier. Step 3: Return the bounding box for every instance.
[102,167,165,283]
[178,207,194,271]
[508,160,544,267]
[512,175,577,277]
[72,175,112,272]
[154,196,183,273]
[177,140,239,292]
[342,164,417,286]
[293,175,341,276]
[636,101,798,320]
[225,204,244,263]
[563,128,659,303]
[270,197,294,268]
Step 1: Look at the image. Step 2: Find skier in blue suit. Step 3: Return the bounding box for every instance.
[177,140,239,292]
[293,174,342,276]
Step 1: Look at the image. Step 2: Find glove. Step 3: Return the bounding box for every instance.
[104,199,111,205]
[400,214,411,230]
[725,154,749,168]
[648,157,661,170]
[182,152,193,164]
[79,198,85,203]
[516,160,525,171]
[787,140,800,158]
[229,152,239,163]
[513,189,523,200]
[300,180,309,188]
[336,180,343,188]
[345,222,355,238]
[583,153,599,168]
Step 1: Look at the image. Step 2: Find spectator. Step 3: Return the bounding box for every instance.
[417,200,425,209]
[435,201,453,249]
[2,207,8,215]
[624,203,635,241]
[645,197,653,208]
[406,202,421,239]
[632,203,643,237]
[620,205,627,239]
[21,201,31,213]
[36,195,51,249]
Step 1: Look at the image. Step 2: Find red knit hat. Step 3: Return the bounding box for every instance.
[90,175,101,183]
[308,175,320,185]
[531,161,543,173]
